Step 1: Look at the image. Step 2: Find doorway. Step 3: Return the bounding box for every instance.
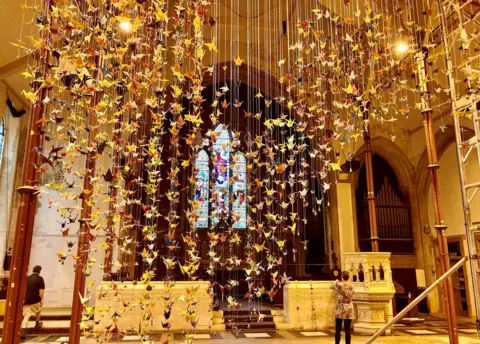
[447,238,469,317]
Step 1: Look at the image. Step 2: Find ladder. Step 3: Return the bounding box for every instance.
[438,0,480,330]
[452,96,480,323]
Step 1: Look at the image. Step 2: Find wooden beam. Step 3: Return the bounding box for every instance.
[1,52,48,344]
[68,55,102,344]
[364,128,379,252]
[416,50,459,344]
[0,55,29,79]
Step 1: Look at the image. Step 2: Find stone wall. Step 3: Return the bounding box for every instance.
[28,189,106,307]
[0,104,26,279]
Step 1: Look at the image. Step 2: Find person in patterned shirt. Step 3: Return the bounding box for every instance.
[330,271,355,344]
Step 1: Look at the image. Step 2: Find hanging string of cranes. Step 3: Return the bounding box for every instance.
[9,0,479,342]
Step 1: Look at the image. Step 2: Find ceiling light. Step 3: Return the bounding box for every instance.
[396,41,409,54]
[119,21,132,33]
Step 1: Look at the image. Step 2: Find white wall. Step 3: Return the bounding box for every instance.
[0,91,105,306]
[0,106,23,278]
[427,142,480,318]
[427,143,480,236]
[29,189,106,307]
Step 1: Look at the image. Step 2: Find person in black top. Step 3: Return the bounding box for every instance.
[21,265,45,338]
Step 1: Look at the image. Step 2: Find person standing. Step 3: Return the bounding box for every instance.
[330,271,355,344]
[21,265,45,339]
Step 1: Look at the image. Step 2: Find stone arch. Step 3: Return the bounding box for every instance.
[414,125,475,236]
[415,125,474,202]
[353,136,415,195]
[201,62,284,99]
[352,136,421,267]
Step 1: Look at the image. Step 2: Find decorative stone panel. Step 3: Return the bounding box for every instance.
[342,252,395,335]
[283,281,337,330]
[93,281,215,333]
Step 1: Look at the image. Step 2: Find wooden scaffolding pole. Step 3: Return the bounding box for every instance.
[102,94,125,281]
[102,158,118,280]
[68,55,102,344]
[363,111,379,252]
[1,1,52,342]
[416,49,459,344]
[2,74,49,344]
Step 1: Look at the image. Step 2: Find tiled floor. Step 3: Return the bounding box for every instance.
[8,313,480,343]
[12,331,480,344]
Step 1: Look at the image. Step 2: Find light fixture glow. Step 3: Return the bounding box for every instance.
[396,41,409,54]
[119,21,132,33]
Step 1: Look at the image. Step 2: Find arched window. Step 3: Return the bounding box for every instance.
[211,125,231,226]
[0,118,4,169]
[232,153,247,229]
[194,149,210,228]
[194,125,247,229]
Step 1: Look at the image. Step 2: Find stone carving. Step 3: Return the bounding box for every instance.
[342,252,395,335]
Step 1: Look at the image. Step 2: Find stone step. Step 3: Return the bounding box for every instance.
[211,323,226,331]
[0,320,71,335]
[0,317,94,336]
[225,321,276,330]
[272,315,286,323]
[270,309,286,324]
[223,310,272,316]
[0,307,72,322]
[270,309,284,316]
[213,317,224,325]
[212,310,224,318]
[224,315,274,322]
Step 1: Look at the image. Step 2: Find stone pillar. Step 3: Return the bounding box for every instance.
[336,174,356,255]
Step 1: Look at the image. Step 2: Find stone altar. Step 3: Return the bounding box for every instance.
[282,281,337,330]
[93,281,221,333]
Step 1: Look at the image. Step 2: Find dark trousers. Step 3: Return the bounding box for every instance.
[335,318,352,344]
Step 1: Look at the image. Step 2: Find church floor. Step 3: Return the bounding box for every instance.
[7,311,480,343]
[11,331,480,344]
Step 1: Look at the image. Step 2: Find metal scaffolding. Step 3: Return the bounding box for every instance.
[438,0,480,334]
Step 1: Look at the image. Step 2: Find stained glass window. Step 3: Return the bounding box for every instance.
[193,125,247,230]
[232,153,247,229]
[194,150,210,228]
[0,118,4,169]
[211,125,231,227]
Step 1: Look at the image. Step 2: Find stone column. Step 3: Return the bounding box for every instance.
[336,173,356,255]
